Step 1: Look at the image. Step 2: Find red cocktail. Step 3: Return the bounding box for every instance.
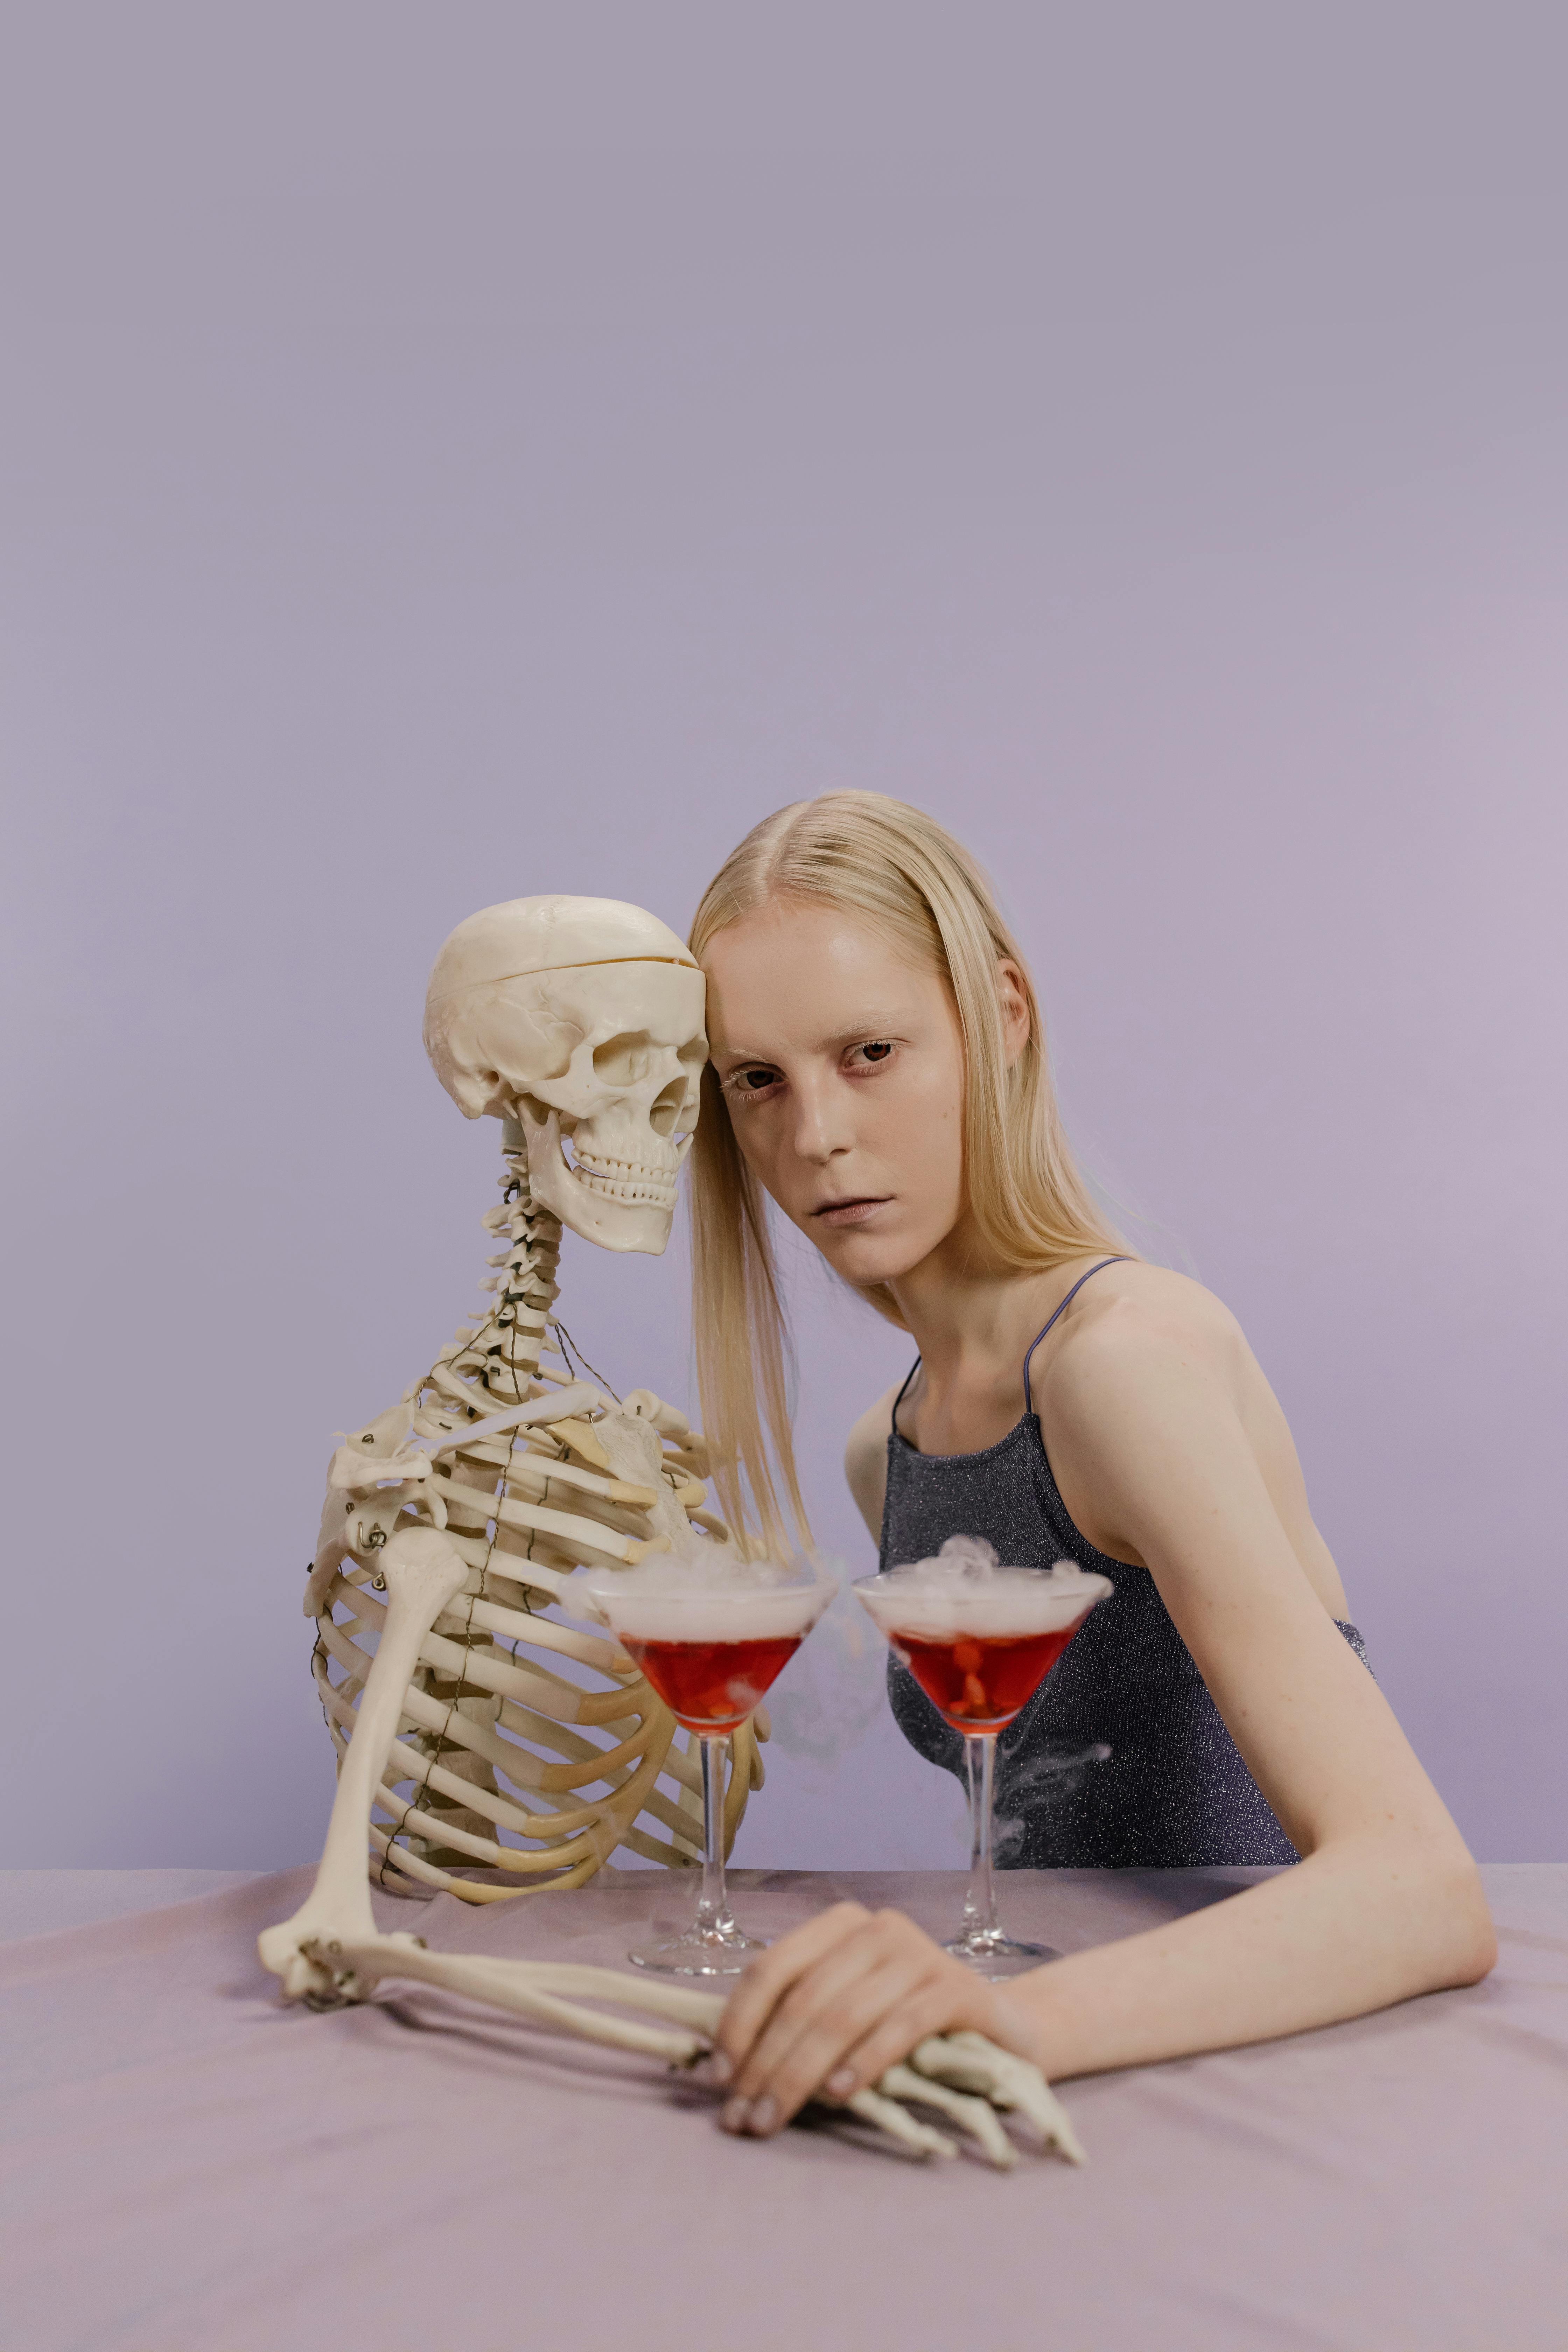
[856,1549,1111,1977]
[582,1566,834,1976]
[618,1632,806,1733]
[896,1626,1084,1730]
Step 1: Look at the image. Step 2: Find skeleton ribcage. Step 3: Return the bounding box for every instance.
[306,1158,761,1901]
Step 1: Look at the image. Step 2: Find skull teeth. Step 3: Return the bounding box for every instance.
[568,1154,677,1206]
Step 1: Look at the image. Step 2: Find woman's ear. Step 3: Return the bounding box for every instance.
[996,958,1031,1068]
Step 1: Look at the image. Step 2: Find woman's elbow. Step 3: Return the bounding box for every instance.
[1320,1827,1497,1992]
[1443,1859,1497,1986]
[1412,1843,1496,1990]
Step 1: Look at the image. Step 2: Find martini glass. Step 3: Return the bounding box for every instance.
[584,1566,834,1975]
[855,1559,1111,1977]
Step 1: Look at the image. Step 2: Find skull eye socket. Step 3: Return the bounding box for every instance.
[591,1031,653,1086]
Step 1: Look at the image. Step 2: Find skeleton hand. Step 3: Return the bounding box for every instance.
[709,1902,1065,2150]
[873,2030,1085,2165]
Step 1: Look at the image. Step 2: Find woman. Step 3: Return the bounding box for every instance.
[685,790,1494,2140]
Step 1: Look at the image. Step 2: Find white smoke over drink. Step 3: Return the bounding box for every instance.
[867,1534,1112,1638]
[574,1547,836,1645]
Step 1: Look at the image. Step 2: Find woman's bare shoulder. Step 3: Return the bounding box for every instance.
[1054,1258,1245,1366]
[1038,1259,1337,1584]
[1032,1260,1251,1443]
[843,1380,904,1543]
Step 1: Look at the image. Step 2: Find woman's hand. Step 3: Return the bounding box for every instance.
[710,1902,1028,2137]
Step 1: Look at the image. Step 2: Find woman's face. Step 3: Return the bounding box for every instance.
[702,898,974,1291]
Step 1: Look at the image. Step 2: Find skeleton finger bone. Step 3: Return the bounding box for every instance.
[876,2063,1017,2168]
[844,2088,958,2160]
[909,2030,1087,2166]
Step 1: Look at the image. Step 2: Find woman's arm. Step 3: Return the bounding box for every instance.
[712,1305,1494,2135]
[842,1382,901,1542]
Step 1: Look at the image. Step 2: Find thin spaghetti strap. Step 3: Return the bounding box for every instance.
[1021,1258,1129,1415]
[890,1356,922,1441]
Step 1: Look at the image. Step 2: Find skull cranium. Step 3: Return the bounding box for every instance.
[422,896,707,1254]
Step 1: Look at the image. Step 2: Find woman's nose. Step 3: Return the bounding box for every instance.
[790,1076,853,1163]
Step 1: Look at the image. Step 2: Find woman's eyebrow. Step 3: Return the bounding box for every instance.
[713,1013,911,1064]
[821,1013,910,1048]
[709,1037,775,1061]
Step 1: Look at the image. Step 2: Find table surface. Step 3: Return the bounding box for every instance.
[1,1863,1562,2352]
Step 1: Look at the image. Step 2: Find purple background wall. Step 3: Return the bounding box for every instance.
[3,7,1563,1869]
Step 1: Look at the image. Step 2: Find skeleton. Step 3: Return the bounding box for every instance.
[259,895,1083,2168]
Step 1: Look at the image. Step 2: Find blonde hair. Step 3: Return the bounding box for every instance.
[687,791,1127,1552]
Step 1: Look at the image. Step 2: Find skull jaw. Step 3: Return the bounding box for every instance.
[522,1107,679,1256]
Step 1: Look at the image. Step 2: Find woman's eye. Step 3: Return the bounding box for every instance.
[850,1041,895,1070]
[727,1066,782,1098]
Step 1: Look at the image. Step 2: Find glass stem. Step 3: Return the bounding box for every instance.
[695,1732,734,1936]
[959,1731,1000,1943]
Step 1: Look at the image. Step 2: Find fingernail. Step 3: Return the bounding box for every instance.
[825,2066,856,2098]
[748,2094,778,2135]
[706,2049,734,2087]
[720,2096,751,2133]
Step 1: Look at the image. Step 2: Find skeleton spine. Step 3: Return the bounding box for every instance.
[391,1146,558,1867]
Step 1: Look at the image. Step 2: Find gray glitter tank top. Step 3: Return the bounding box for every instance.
[881,1260,1374,1869]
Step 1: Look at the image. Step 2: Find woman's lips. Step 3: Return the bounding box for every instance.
[812,1197,890,1228]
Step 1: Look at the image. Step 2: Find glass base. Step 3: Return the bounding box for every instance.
[629,1916,768,1978]
[944,1928,1059,1980]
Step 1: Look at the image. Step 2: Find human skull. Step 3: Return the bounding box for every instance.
[423,896,707,1255]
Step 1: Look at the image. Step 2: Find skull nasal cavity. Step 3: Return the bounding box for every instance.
[592,1032,653,1085]
[648,1078,687,1138]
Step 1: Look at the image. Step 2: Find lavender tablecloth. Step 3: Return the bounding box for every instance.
[1,1863,1562,2352]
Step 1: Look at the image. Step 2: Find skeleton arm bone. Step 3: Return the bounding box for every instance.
[260,1526,470,2001]
[286,1933,1080,2166]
